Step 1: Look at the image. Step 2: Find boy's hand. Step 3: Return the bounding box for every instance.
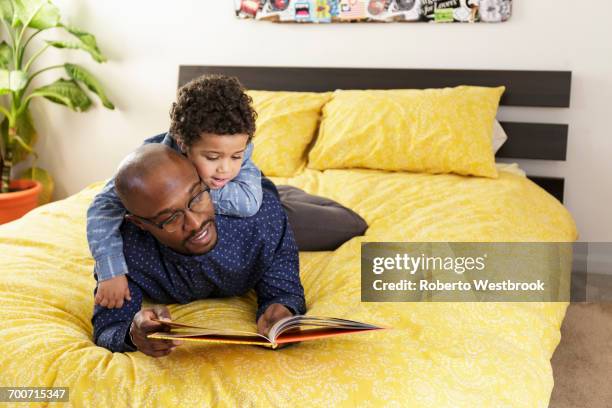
[257,303,295,350]
[95,275,131,308]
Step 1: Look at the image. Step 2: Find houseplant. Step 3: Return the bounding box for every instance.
[0,0,114,223]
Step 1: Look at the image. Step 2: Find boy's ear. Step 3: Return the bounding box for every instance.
[125,214,146,230]
[177,139,188,154]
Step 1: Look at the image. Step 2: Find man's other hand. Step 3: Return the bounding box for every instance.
[257,303,295,350]
[129,305,182,357]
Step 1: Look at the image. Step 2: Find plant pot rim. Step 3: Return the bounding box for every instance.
[0,179,43,200]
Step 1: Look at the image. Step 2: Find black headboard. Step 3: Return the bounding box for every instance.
[178,66,571,202]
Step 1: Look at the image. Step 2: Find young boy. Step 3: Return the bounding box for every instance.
[87,75,262,309]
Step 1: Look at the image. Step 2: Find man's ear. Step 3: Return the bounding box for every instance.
[125,214,147,230]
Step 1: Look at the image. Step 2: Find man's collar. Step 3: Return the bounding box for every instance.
[161,132,179,149]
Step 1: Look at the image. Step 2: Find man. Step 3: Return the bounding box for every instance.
[91,144,306,356]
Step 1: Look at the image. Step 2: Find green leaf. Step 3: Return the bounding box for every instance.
[46,40,85,54]
[30,78,92,112]
[13,0,60,29]
[1,109,37,164]
[60,25,106,63]
[46,38,106,64]
[0,1,14,23]
[64,63,114,109]
[0,69,28,93]
[0,41,12,69]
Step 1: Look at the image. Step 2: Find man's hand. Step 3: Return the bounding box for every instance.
[129,305,182,357]
[257,303,294,349]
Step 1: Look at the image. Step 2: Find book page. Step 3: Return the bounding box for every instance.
[150,317,271,341]
[147,332,274,347]
[268,315,385,342]
[149,316,387,346]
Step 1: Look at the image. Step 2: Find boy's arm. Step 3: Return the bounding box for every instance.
[209,142,263,217]
[92,277,143,352]
[86,132,169,282]
[86,178,129,282]
[254,205,306,322]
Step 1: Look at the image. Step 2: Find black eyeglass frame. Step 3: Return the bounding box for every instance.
[128,182,211,232]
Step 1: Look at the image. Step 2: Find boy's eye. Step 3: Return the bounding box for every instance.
[205,156,219,160]
[231,156,243,160]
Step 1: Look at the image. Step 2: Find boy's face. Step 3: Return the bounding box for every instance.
[185,133,250,190]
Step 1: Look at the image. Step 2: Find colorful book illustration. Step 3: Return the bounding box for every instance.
[148,315,388,349]
[339,0,367,20]
[234,0,512,23]
[315,0,333,22]
[294,0,313,22]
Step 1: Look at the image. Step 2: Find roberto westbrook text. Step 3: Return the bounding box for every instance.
[372,279,546,291]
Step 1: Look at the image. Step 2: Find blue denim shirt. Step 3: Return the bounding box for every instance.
[92,190,306,352]
[86,132,262,282]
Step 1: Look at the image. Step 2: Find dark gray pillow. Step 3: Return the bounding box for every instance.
[277,185,368,251]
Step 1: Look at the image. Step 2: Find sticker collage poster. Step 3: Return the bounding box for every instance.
[234,1,513,23]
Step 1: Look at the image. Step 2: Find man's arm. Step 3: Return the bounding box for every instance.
[254,205,306,322]
[209,142,263,217]
[92,278,143,352]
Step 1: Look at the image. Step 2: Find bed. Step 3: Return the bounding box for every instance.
[0,66,576,407]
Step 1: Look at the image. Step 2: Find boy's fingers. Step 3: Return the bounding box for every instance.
[100,298,108,307]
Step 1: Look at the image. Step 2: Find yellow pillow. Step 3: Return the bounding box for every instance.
[248,90,332,177]
[307,86,505,178]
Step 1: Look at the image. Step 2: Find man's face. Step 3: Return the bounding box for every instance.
[127,164,218,255]
[185,133,249,190]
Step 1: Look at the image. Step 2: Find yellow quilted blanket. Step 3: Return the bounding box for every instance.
[0,167,576,407]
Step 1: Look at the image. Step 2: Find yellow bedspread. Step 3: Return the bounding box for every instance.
[0,167,576,407]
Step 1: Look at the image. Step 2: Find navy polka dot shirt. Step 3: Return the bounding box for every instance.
[92,189,306,352]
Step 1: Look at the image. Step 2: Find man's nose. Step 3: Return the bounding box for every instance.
[183,210,201,231]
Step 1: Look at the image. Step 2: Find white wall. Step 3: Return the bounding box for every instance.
[22,0,612,240]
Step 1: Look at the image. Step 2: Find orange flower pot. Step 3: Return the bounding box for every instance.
[0,179,43,225]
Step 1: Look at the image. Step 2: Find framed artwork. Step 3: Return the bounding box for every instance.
[234,0,513,23]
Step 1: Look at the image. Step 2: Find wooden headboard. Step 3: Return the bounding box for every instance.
[178,65,571,202]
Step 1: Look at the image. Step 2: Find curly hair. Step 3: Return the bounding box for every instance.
[169,74,257,148]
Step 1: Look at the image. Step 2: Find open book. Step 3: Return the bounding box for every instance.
[147,315,388,349]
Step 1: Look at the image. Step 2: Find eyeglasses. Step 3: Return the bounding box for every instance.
[130,182,212,233]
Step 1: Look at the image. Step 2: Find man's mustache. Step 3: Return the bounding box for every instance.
[184,218,215,243]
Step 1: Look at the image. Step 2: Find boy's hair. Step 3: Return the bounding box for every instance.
[169,74,257,148]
